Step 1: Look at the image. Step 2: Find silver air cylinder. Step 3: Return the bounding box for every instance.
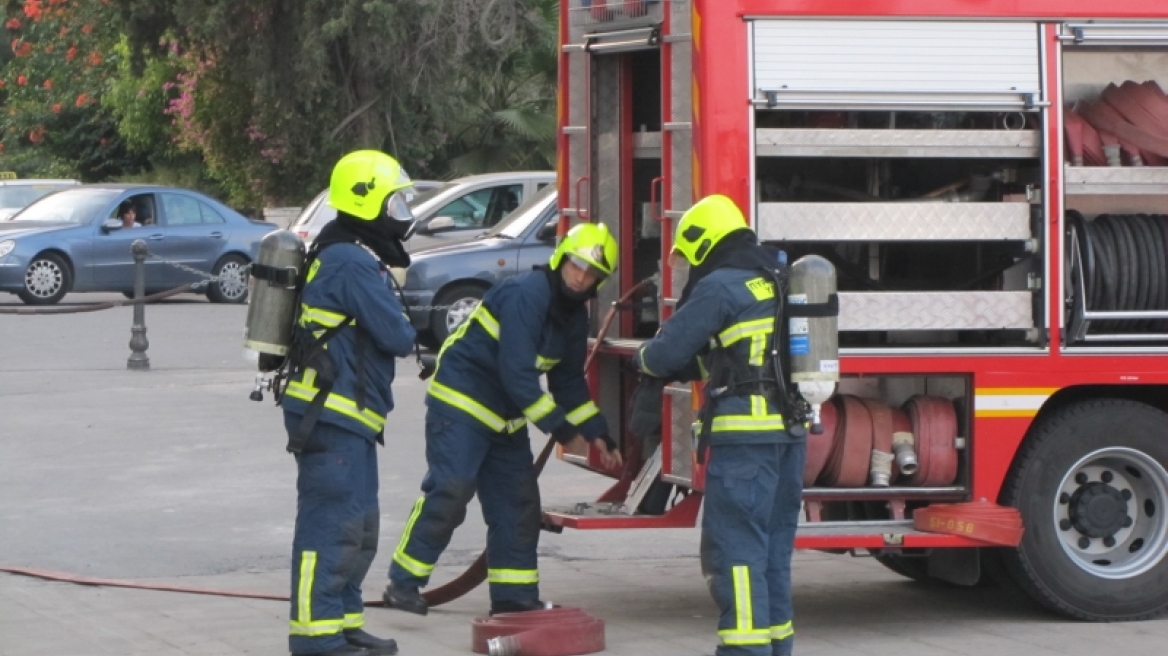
[787,254,839,433]
[243,230,305,371]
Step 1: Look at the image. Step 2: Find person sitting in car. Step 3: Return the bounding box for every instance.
[118,200,142,229]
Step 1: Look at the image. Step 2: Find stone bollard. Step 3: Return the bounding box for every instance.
[127,239,150,371]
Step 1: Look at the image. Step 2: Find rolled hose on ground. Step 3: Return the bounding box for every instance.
[421,277,655,607]
[0,279,656,609]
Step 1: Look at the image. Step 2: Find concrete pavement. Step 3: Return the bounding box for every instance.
[1,292,1166,656]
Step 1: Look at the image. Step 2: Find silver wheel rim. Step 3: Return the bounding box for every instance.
[24,259,63,298]
[1053,447,1168,579]
[445,297,480,333]
[217,261,248,300]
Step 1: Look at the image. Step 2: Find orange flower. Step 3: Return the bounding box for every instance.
[57,26,67,36]
[14,42,31,57]
[87,51,101,66]
[28,126,45,143]
[23,0,43,21]
[51,103,61,113]
[5,18,20,30]
[43,43,52,53]
[65,46,76,61]
[0,79,5,88]
[42,78,52,89]
[80,24,92,34]
[16,74,27,86]
[74,92,88,106]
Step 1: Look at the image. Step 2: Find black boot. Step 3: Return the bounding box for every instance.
[489,599,551,615]
[290,644,370,656]
[382,583,428,616]
[344,628,398,656]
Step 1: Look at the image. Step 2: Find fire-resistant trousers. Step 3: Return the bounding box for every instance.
[389,408,542,604]
[286,415,380,655]
[702,441,806,656]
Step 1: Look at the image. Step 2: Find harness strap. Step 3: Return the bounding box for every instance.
[283,317,354,453]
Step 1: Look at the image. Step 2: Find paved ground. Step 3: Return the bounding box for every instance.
[2,292,1166,656]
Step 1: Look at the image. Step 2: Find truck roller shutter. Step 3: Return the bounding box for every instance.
[751,20,1042,112]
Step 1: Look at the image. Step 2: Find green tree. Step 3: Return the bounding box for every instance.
[0,0,143,179]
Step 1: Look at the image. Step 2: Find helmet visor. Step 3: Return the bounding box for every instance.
[385,190,417,240]
[566,253,610,282]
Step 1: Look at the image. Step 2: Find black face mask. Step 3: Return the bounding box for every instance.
[314,212,411,269]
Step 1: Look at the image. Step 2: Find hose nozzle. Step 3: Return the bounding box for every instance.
[892,431,919,476]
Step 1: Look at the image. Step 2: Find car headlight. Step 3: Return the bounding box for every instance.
[0,240,14,259]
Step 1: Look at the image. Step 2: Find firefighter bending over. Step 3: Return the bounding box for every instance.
[282,150,417,656]
[383,223,623,617]
[633,195,804,656]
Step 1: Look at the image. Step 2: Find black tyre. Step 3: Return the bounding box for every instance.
[431,283,487,346]
[206,254,250,304]
[18,252,71,305]
[1001,398,1168,620]
[873,550,932,583]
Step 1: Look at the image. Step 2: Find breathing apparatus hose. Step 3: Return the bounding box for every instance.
[420,277,656,607]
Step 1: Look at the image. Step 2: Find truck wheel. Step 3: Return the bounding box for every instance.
[873,551,931,583]
[18,252,71,305]
[431,283,486,345]
[1001,398,1168,620]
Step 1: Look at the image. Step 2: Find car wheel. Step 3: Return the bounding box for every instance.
[1001,399,1168,620]
[18,252,71,305]
[207,254,250,304]
[431,283,487,346]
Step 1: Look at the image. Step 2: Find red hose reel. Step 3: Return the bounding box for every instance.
[472,607,605,656]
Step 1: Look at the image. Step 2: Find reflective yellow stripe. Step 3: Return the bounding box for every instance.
[289,551,345,637]
[474,305,499,339]
[300,304,353,329]
[712,415,786,431]
[535,355,560,371]
[636,345,660,377]
[717,318,772,347]
[428,381,526,433]
[285,379,386,432]
[717,629,772,645]
[487,568,539,585]
[566,401,599,425]
[749,333,766,366]
[713,395,784,432]
[718,565,768,645]
[524,394,557,423]
[343,613,364,629]
[393,497,435,578]
[771,621,794,640]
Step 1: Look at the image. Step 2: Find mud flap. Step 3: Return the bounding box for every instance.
[928,547,981,586]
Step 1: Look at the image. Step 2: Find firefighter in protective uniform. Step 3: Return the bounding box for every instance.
[282,150,417,656]
[383,222,623,616]
[633,195,804,656]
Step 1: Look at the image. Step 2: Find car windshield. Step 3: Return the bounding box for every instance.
[485,186,556,239]
[9,187,120,223]
[0,183,76,209]
[291,191,328,228]
[408,182,457,210]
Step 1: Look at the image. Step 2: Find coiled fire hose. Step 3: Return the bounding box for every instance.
[421,277,655,607]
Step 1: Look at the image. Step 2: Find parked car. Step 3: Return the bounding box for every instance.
[0,184,278,305]
[290,172,554,251]
[402,185,559,347]
[0,178,80,220]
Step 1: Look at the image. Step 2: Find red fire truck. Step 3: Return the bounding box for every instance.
[543,0,1168,622]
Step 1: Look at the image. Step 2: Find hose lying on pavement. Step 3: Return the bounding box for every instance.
[0,279,657,608]
[0,284,199,315]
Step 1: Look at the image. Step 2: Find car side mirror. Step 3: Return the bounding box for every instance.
[537,219,558,241]
[426,216,457,234]
[101,218,123,233]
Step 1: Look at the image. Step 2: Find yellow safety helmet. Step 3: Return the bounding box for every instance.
[549,222,619,286]
[328,150,416,235]
[672,194,748,266]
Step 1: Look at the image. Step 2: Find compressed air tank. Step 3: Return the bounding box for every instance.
[787,254,839,432]
[243,230,305,371]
